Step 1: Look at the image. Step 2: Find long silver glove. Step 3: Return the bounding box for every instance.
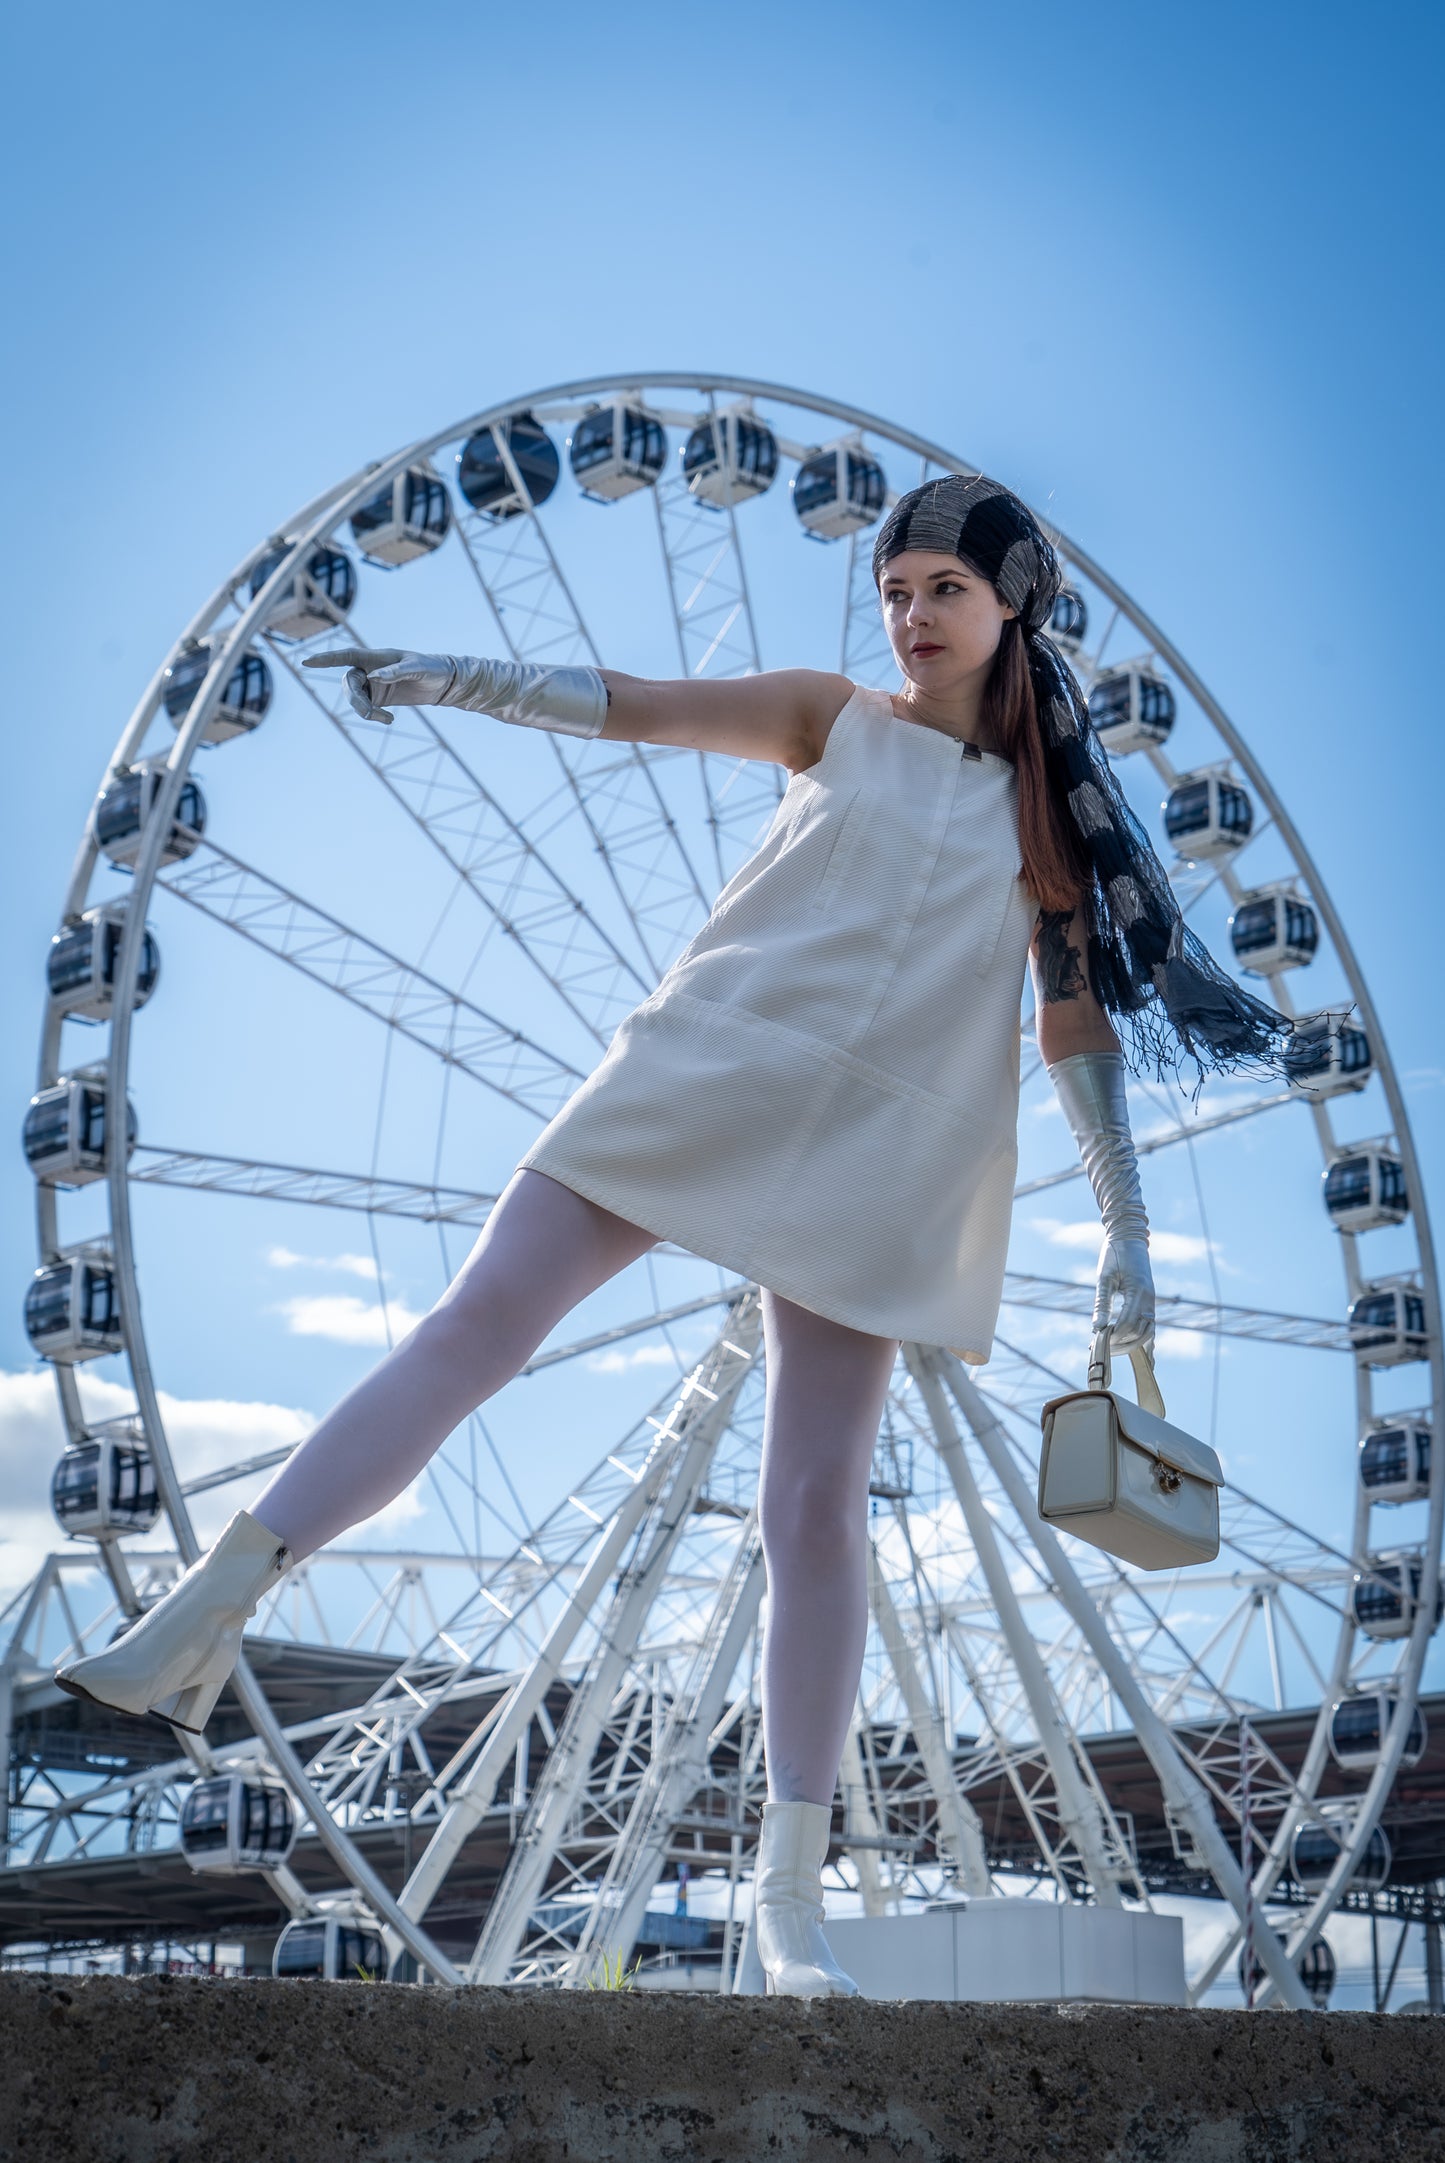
[1046,1049,1156,1353]
[304,646,608,737]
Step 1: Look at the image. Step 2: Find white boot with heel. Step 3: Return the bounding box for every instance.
[754,1799,860,1998]
[54,1509,292,1733]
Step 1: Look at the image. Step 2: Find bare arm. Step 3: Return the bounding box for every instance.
[596,667,854,776]
[1028,902,1122,1062]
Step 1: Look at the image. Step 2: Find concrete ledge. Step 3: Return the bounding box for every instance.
[2,1974,1443,2162]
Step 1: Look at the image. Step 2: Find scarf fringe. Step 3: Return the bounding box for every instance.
[1026,631,1299,1100]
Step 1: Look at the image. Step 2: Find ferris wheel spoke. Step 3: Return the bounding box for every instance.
[465,1310,763,1980]
[276,642,649,1044]
[128,1144,498,1225]
[453,494,714,976]
[1077,597,1123,676]
[652,463,761,681]
[651,452,783,889]
[158,841,584,1116]
[842,525,896,684]
[1000,1269,1352,1349]
[518,1287,742,1374]
[559,1519,766,1983]
[1015,1087,1296,1199]
[1171,820,1277,921]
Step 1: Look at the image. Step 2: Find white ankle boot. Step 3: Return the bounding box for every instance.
[55,1510,292,1733]
[754,1799,860,1998]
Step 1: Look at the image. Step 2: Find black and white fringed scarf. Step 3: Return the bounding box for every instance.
[872,473,1297,1094]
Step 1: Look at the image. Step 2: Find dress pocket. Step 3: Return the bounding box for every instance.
[973,863,1025,975]
[808,788,865,914]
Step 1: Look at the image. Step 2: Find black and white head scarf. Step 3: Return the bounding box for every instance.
[872,473,1297,1092]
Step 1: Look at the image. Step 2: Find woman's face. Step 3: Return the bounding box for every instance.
[877,549,1016,697]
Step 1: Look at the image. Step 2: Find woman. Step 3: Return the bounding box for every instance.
[56,474,1293,1995]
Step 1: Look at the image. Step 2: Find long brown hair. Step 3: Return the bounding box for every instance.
[978,610,1092,913]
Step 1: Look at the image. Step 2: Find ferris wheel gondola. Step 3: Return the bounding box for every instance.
[457,411,559,518]
[24,1069,136,1186]
[349,465,452,565]
[95,761,206,869]
[1329,1691,1428,1773]
[1291,1812,1392,1894]
[1349,1281,1429,1365]
[46,903,159,1021]
[1359,1416,1433,1504]
[18,373,1439,2007]
[1050,587,1088,651]
[249,540,356,640]
[1163,767,1254,861]
[51,1422,160,1540]
[1229,882,1320,975]
[179,1774,296,1874]
[1349,1551,1444,1640]
[1285,1013,1373,1098]
[24,1251,123,1363]
[1324,1143,1409,1233]
[273,1911,387,1980]
[680,405,777,507]
[791,439,887,538]
[1087,664,1176,752]
[569,401,667,501]
[163,642,273,743]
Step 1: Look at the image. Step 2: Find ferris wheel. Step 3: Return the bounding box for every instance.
[15,373,1442,2005]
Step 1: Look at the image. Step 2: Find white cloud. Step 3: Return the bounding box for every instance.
[1148,1231,1214,1266]
[1029,1216,1104,1252]
[274,1294,426,1345]
[1154,1328,1206,1361]
[267,1245,381,1282]
[0,1367,316,1600]
[1029,1218,1224,1274]
[586,1342,694,1375]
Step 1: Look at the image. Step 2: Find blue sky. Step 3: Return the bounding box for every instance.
[2,0,1441,1740]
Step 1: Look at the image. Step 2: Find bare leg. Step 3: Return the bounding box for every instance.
[251,1169,659,1560]
[756,1288,901,1806]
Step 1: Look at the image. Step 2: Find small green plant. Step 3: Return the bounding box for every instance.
[585,1951,642,1992]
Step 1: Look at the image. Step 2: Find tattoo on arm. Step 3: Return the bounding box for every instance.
[1037,910,1086,1002]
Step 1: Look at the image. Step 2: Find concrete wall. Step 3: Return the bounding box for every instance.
[2,1973,1442,2162]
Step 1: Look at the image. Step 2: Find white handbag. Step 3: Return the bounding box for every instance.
[1037,1327,1223,1570]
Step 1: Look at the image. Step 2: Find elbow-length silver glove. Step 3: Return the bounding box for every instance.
[304,646,608,737]
[1046,1049,1156,1353]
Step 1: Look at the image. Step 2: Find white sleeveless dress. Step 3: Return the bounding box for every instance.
[517,684,1039,1361]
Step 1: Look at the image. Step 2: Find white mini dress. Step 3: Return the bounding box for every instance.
[517,683,1040,1361]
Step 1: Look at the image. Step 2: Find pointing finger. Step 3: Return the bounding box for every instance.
[303,646,404,672]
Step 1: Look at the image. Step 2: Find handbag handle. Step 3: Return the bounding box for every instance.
[1087,1325,1167,1419]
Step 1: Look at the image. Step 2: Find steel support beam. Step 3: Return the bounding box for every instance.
[396,1433,678,1927]
[466,1305,761,1982]
[866,1539,993,1896]
[905,1348,1129,1905]
[564,1528,767,1980]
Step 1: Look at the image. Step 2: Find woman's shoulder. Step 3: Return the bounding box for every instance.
[808,678,895,765]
